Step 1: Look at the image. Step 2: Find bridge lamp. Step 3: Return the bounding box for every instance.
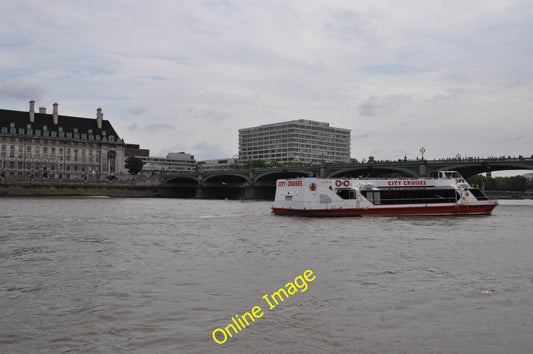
[420,147,426,160]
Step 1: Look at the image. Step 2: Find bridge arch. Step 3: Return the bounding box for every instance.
[203,173,250,184]
[253,169,311,184]
[253,169,312,199]
[202,173,250,199]
[163,175,200,198]
[428,161,533,178]
[328,165,418,178]
[165,175,200,184]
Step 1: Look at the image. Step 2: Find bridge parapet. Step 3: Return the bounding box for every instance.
[163,156,533,183]
[160,156,533,198]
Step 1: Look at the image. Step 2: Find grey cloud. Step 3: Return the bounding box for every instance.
[362,64,424,75]
[359,95,411,117]
[145,123,175,131]
[125,107,147,115]
[0,77,49,100]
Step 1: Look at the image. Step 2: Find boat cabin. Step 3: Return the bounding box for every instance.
[432,171,463,179]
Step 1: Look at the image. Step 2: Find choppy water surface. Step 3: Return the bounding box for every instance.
[1,198,532,353]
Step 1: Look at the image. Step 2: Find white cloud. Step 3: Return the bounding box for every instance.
[1,0,532,161]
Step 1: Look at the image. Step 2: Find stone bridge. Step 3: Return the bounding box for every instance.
[162,155,533,199]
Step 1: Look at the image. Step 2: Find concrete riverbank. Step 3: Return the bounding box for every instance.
[0,180,163,198]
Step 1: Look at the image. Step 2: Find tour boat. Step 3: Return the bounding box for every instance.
[272,171,498,216]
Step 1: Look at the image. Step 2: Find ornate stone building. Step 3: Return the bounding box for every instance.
[0,101,126,180]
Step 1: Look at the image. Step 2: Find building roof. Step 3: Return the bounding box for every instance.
[238,119,350,133]
[0,108,120,139]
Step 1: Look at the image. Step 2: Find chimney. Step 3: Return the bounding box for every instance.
[39,107,46,114]
[53,102,59,125]
[96,108,103,129]
[29,100,35,123]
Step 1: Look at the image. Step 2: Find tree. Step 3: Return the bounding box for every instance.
[125,156,144,175]
[467,174,528,191]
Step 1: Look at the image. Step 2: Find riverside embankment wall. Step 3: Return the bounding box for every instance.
[2,180,531,200]
[0,182,163,198]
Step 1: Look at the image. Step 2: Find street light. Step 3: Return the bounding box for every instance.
[420,147,426,160]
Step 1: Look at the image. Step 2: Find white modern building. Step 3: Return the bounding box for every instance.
[197,157,240,172]
[138,152,196,175]
[238,119,351,164]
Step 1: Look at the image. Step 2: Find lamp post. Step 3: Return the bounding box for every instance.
[420,147,426,160]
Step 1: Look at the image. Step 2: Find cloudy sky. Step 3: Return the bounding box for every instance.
[1,0,532,164]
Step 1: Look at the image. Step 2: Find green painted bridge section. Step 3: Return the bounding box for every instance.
[161,156,533,199]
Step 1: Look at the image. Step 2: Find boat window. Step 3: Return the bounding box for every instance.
[337,189,356,200]
[468,188,489,200]
[374,188,457,204]
[361,191,380,204]
[285,195,292,201]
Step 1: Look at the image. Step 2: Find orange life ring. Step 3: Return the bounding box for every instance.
[335,180,342,187]
[343,180,350,186]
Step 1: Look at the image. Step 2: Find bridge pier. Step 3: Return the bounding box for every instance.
[320,166,326,178]
[419,161,427,177]
[195,174,203,198]
[195,185,203,198]
[244,183,254,199]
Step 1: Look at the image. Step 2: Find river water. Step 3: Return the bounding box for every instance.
[1,198,532,353]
